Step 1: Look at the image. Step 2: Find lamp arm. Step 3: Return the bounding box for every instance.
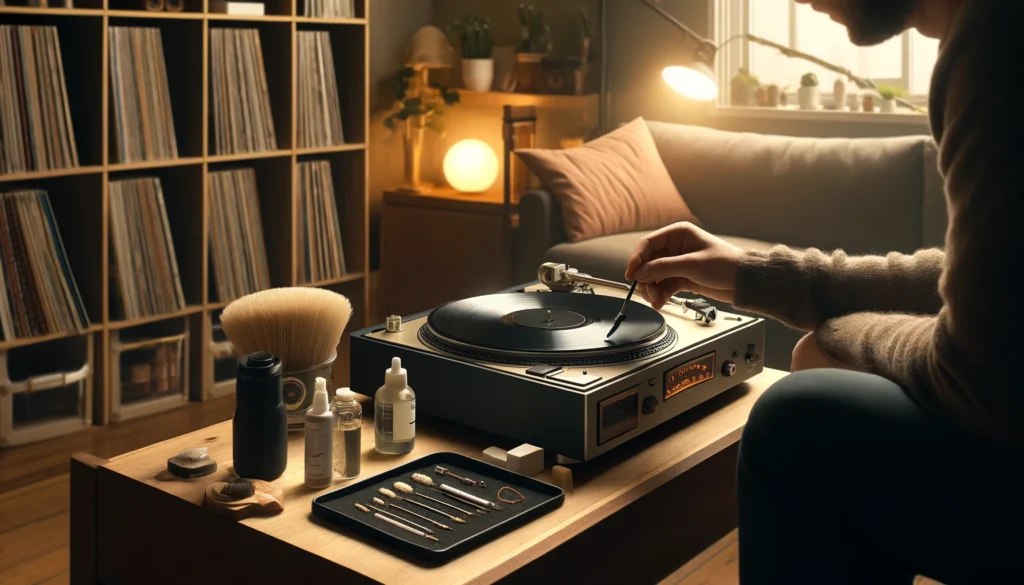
[723,34,873,90]
[735,34,920,111]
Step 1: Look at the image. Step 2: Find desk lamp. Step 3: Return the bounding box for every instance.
[642,0,917,111]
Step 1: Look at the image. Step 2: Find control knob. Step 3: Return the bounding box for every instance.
[722,361,737,377]
[642,396,658,415]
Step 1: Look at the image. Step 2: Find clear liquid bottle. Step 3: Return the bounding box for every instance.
[374,357,416,455]
[331,387,362,480]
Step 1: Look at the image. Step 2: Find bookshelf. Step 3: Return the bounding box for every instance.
[0,0,369,441]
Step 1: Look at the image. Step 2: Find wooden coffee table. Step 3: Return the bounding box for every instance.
[70,369,786,585]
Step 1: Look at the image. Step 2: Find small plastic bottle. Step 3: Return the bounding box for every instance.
[331,388,362,480]
[304,377,334,489]
[374,357,416,455]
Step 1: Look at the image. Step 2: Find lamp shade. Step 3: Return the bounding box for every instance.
[663,60,719,101]
[444,139,499,194]
[405,26,455,69]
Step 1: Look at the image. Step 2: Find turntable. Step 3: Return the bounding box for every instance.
[350,263,765,462]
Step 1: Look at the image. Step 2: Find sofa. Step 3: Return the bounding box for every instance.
[515,121,946,371]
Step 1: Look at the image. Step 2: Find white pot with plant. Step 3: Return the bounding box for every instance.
[877,85,902,113]
[798,72,820,110]
[451,14,494,92]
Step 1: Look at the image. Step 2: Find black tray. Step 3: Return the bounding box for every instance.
[312,452,564,562]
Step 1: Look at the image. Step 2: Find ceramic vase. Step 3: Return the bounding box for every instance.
[833,78,847,110]
[879,98,897,113]
[462,58,494,92]
[847,92,861,112]
[766,84,780,107]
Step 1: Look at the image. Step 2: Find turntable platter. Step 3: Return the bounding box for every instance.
[418,292,678,366]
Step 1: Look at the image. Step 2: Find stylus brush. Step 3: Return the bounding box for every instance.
[606,280,639,338]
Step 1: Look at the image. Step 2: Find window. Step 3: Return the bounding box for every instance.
[715,0,939,103]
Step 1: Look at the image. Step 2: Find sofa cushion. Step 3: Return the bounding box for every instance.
[543,231,784,283]
[515,117,700,243]
[645,121,935,255]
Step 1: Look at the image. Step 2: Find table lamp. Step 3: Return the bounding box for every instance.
[641,0,917,111]
[400,26,456,193]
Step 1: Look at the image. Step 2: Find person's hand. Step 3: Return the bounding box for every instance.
[624,222,745,309]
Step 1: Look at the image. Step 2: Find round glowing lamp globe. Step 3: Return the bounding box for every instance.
[443,139,499,194]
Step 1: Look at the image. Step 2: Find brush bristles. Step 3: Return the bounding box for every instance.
[220,287,354,371]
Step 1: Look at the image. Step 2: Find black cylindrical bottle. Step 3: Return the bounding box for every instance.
[233,352,288,481]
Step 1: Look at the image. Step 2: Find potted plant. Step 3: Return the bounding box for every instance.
[798,72,820,110]
[574,8,591,95]
[449,14,494,92]
[862,91,877,113]
[516,4,552,93]
[384,67,461,193]
[729,68,758,106]
[876,85,904,113]
[766,84,781,107]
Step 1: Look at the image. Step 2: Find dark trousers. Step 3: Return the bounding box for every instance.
[737,369,1022,585]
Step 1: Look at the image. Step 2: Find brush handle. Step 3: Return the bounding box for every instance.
[375,512,433,539]
[440,483,501,510]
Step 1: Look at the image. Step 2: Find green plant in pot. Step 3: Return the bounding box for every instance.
[384,67,460,193]
[449,14,494,93]
[798,71,820,110]
[729,68,759,106]
[516,4,551,93]
[875,84,904,113]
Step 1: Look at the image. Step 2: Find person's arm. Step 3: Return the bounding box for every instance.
[788,14,1017,446]
[733,247,945,332]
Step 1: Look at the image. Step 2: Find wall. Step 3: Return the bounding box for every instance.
[368,0,434,269]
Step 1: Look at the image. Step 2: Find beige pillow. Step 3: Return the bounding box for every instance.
[515,117,700,242]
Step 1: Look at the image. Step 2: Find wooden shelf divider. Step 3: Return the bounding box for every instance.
[0,0,370,436]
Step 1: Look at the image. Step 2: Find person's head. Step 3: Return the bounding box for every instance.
[794,0,918,45]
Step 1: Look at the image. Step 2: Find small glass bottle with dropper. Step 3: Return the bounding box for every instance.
[374,357,416,455]
[331,387,362,480]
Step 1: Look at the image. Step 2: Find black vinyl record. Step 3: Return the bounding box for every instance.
[418,292,677,366]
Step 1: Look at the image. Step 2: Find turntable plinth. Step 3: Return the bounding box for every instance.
[352,280,767,462]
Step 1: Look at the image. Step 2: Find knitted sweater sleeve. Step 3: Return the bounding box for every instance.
[732,2,1020,446]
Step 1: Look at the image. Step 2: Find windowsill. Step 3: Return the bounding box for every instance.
[712,105,931,127]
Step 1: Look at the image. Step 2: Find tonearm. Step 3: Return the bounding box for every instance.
[537,262,718,325]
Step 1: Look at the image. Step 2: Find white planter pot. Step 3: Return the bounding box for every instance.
[462,58,494,92]
[833,80,847,110]
[846,93,861,112]
[879,98,897,113]
[798,86,820,110]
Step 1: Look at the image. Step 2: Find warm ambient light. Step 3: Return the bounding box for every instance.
[443,139,499,194]
[662,65,719,101]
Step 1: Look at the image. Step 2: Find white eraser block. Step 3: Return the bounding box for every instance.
[506,444,544,476]
[552,465,574,494]
[482,446,507,468]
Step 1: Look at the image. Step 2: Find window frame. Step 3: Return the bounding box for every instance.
[714,0,930,107]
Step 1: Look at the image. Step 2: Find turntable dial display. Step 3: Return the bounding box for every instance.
[664,352,716,400]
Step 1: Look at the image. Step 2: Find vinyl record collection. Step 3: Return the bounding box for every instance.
[109,26,179,164]
[297,30,345,149]
[209,28,277,155]
[208,168,271,303]
[298,160,346,284]
[0,189,90,341]
[108,177,185,320]
[302,0,354,19]
[0,25,79,174]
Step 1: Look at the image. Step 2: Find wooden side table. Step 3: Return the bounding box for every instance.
[381,188,515,318]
